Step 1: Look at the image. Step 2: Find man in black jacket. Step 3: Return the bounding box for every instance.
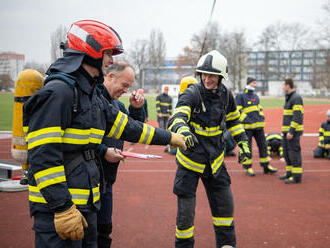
[23,20,186,248]
[156,86,172,129]
[235,77,277,176]
[280,78,304,184]
[96,61,145,247]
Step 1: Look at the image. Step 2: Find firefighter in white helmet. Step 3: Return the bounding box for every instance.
[168,50,251,248]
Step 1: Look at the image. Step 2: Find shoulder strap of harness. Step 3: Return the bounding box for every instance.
[44,72,79,112]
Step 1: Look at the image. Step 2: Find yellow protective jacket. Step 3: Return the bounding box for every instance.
[282,91,304,134]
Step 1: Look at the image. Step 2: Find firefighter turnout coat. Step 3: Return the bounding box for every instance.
[23,69,171,216]
[282,91,304,135]
[235,88,265,130]
[318,120,330,149]
[168,83,247,175]
[156,93,172,118]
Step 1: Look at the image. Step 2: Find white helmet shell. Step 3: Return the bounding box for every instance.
[196,50,228,80]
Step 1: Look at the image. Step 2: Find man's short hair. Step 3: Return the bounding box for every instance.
[105,61,135,75]
[284,78,294,89]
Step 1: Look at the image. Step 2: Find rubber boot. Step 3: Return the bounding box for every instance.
[279,172,291,180]
[263,165,278,174]
[245,168,255,176]
[285,176,301,184]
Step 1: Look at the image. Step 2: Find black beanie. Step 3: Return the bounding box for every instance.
[247,77,256,85]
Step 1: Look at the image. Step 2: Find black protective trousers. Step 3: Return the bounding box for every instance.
[244,128,269,168]
[282,133,302,180]
[173,165,236,248]
[157,116,169,129]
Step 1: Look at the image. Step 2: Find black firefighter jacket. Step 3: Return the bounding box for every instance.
[235,88,265,130]
[96,85,145,185]
[156,93,172,117]
[23,68,171,216]
[318,120,330,149]
[282,91,304,135]
[168,83,247,175]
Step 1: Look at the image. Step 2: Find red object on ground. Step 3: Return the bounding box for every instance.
[10,176,21,180]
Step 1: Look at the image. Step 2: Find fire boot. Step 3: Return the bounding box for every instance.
[285,176,301,184]
[245,168,255,177]
[263,165,278,174]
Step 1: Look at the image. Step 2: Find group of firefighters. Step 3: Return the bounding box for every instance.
[18,19,330,248]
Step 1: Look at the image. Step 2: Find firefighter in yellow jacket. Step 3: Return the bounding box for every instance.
[279,78,304,184]
[168,50,251,248]
[23,20,186,248]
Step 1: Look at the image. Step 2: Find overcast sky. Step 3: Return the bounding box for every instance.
[0,0,327,64]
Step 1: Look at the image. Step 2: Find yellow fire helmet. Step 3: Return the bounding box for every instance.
[179,76,198,94]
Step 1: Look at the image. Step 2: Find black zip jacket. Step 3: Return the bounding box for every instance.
[282,91,304,134]
[156,93,172,117]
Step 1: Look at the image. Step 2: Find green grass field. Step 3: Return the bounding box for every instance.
[0,92,329,131]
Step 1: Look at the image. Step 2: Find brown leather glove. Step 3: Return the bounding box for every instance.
[54,205,88,241]
[170,132,187,151]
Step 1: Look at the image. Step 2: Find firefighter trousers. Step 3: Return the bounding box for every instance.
[282,133,302,180]
[97,182,113,248]
[157,116,169,129]
[33,210,97,248]
[173,166,236,248]
[243,129,269,168]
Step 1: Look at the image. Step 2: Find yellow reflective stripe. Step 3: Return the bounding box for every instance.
[168,118,186,131]
[177,126,190,134]
[176,149,205,173]
[138,123,155,144]
[92,184,100,203]
[290,121,303,131]
[226,109,240,121]
[159,102,171,106]
[266,134,282,140]
[63,128,105,145]
[286,165,292,172]
[293,104,304,113]
[228,124,244,137]
[34,165,66,190]
[211,151,224,174]
[107,111,128,139]
[259,157,270,163]
[236,105,242,111]
[244,122,265,129]
[27,126,63,149]
[323,131,330,136]
[239,113,247,122]
[213,217,233,227]
[242,159,252,165]
[29,185,94,206]
[283,109,293,115]
[190,122,222,137]
[282,126,290,132]
[242,105,259,114]
[69,188,90,205]
[176,226,194,239]
[29,185,47,203]
[172,106,191,121]
[291,167,303,174]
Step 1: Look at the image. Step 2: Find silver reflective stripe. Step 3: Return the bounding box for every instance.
[213,219,233,226]
[63,133,89,140]
[71,193,89,201]
[36,171,65,185]
[29,191,43,198]
[90,133,103,140]
[28,132,62,144]
[142,125,152,144]
[69,24,89,42]
[112,114,126,138]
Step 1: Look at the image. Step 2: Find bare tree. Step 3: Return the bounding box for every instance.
[315,0,330,48]
[0,74,14,91]
[147,29,166,86]
[128,39,149,88]
[50,25,68,63]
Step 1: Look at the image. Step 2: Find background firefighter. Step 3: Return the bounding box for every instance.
[235,77,277,176]
[313,109,330,159]
[266,132,283,158]
[168,50,251,248]
[23,20,186,248]
[280,78,304,184]
[156,85,173,129]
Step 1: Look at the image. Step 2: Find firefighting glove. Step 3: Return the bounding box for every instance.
[180,131,199,149]
[170,132,187,151]
[238,141,251,164]
[54,205,88,241]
